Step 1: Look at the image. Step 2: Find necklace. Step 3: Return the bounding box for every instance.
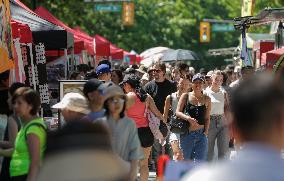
[191,93,203,106]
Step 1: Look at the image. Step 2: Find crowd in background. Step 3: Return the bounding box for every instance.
[0,58,281,181]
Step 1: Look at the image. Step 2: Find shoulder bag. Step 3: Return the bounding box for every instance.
[169,93,190,134]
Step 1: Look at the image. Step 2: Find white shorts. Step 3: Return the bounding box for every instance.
[169,132,180,143]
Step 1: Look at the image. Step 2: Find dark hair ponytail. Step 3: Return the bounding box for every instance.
[135,86,148,102]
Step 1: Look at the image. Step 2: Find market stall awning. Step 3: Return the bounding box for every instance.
[261,47,284,69]
[94,34,111,57]
[35,6,94,55]
[10,0,73,50]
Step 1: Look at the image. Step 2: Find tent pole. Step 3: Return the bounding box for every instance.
[64,49,68,79]
[71,48,75,72]
[275,21,283,49]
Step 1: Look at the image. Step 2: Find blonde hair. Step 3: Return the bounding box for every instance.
[211,70,222,80]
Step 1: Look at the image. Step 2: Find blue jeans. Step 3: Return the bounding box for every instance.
[180,128,208,161]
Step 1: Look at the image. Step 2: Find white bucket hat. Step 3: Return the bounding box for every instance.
[52,93,90,114]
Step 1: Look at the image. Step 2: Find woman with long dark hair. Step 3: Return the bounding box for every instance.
[122,74,165,181]
[0,82,25,181]
[176,73,211,161]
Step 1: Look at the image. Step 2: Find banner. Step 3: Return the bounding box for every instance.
[0,0,14,73]
[241,0,255,17]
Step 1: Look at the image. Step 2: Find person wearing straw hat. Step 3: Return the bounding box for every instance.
[99,82,144,181]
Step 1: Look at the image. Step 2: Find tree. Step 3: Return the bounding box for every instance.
[21,0,284,69]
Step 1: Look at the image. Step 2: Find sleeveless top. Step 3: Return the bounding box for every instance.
[170,92,179,113]
[126,92,148,128]
[185,94,207,125]
[204,87,225,115]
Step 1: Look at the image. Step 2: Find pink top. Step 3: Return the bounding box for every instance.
[126,92,148,128]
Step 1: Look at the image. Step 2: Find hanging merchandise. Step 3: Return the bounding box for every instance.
[34,43,50,108]
[21,42,50,110]
[0,0,14,73]
[240,25,251,66]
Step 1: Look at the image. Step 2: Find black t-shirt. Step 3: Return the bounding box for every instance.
[144,79,177,114]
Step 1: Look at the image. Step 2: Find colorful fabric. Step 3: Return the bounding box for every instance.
[0,0,14,73]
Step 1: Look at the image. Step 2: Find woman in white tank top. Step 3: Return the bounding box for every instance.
[204,70,230,161]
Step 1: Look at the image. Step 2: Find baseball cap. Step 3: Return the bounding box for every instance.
[83,78,103,97]
[100,82,125,100]
[96,64,111,76]
[192,73,205,82]
[120,74,140,88]
[205,70,214,78]
[52,93,90,114]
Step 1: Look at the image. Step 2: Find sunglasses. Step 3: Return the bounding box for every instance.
[109,97,125,105]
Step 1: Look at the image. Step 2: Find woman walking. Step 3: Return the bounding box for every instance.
[102,82,144,181]
[122,74,165,181]
[176,73,211,161]
[163,77,191,161]
[204,70,230,161]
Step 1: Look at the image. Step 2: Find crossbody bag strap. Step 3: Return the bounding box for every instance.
[183,93,189,113]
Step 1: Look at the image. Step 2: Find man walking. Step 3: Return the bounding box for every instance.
[144,62,176,169]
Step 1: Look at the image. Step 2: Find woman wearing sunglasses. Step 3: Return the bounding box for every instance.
[102,82,143,181]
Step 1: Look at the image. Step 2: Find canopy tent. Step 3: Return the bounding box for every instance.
[10,0,73,50]
[261,47,284,69]
[34,6,93,55]
[11,20,32,43]
[93,34,111,57]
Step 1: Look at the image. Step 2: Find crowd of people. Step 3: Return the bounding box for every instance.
[0,58,283,181]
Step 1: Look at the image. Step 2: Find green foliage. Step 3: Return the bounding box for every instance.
[20,0,284,69]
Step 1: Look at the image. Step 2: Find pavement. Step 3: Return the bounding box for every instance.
[137,172,156,181]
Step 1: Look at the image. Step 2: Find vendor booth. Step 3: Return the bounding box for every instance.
[261,47,284,70]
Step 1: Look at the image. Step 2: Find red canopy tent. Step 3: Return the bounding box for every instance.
[93,34,111,57]
[124,51,137,65]
[11,20,33,43]
[261,47,284,70]
[34,6,94,56]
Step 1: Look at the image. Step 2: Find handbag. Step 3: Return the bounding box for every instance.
[169,93,190,134]
[145,95,169,141]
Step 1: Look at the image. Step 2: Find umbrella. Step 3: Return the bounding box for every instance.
[140,47,172,59]
[161,49,199,62]
[140,53,164,68]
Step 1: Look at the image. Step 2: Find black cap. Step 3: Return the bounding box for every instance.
[119,74,140,88]
[83,78,103,97]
